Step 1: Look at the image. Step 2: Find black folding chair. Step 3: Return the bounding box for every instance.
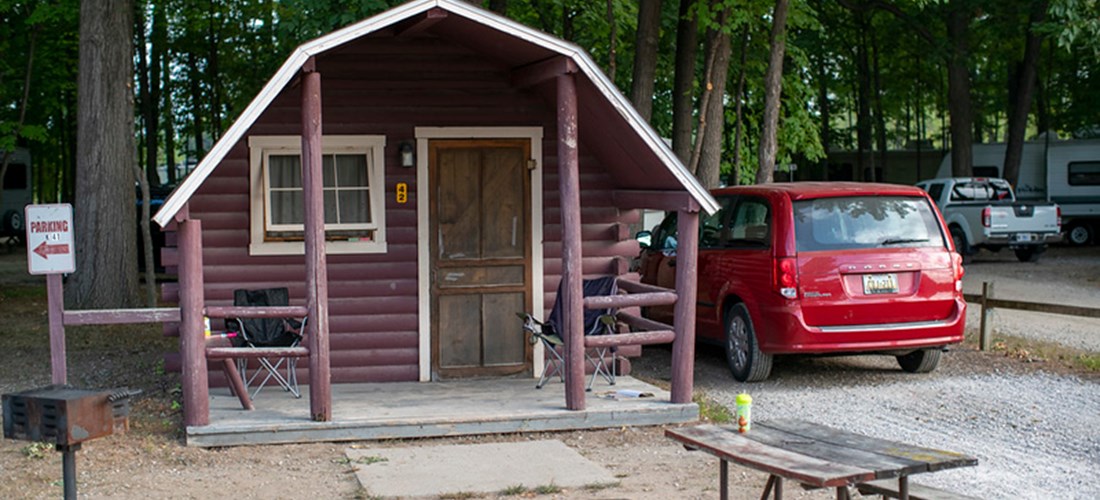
[519,276,618,391]
[225,288,306,399]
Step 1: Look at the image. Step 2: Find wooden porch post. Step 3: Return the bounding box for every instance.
[670,209,699,404]
[178,216,209,426]
[301,58,332,421]
[557,71,585,410]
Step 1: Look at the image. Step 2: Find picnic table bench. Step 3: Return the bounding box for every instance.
[665,419,978,500]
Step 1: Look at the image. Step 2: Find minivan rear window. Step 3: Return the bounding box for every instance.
[793,196,945,251]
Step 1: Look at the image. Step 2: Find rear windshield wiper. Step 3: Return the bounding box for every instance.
[880,238,929,245]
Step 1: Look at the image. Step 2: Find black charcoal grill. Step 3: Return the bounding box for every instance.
[3,385,141,499]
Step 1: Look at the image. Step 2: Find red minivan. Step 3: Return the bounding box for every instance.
[638,182,967,382]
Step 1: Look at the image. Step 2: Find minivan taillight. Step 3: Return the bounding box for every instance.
[1056,206,1062,228]
[981,207,991,227]
[952,252,965,291]
[775,257,798,299]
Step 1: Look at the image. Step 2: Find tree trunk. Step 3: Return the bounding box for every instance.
[945,1,973,177]
[853,7,874,181]
[68,0,141,309]
[158,3,175,185]
[630,0,662,122]
[731,25,750,183]
[134,2,157,307]
[872,27,888,180]
[1003,0,1048,187]
[756,0,790,184]
[671,0,698,164]
[606,0,617,82]
[188,52,206,162]
[207,0,222,139]
[696,16,732,189]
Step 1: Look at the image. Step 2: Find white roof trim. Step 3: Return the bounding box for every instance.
[154,0,717,227]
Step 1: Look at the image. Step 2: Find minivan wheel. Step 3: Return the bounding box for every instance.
[724,303,773,382]
[897,348,941,373]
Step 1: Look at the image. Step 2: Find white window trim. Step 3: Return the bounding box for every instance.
[248,135,387,255]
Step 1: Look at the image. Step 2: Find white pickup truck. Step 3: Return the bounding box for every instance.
[917,177,1061,262]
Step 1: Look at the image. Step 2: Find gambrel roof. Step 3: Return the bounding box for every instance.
[154,0,718,227]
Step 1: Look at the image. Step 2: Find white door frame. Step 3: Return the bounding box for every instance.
[415,127,545,381]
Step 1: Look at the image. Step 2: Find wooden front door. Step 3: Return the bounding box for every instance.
[429,139,532,378]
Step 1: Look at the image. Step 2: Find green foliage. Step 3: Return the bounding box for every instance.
[533,483,562,494]
[499,484,529,495]
[20,442,53,460]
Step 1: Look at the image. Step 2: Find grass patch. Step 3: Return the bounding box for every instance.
[533,483,562,494]
[981,333,1100,373]
[694,392,733,424]
[499,484,529,496]
[438,492,482,499]
[583,481,619,491]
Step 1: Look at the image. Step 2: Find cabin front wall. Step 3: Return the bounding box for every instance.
[169,34,641,385]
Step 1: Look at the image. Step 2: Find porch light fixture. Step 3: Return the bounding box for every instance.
[399,141,415,168]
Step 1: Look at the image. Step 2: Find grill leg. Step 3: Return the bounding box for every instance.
[59,443,80,500]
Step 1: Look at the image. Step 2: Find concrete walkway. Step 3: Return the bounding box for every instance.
[346,440,617,498]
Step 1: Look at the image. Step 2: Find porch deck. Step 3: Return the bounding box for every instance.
[187,376,699,447]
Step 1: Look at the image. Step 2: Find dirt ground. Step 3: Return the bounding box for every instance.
[0,242,1096,499]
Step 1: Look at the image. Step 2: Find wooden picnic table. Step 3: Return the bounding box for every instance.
[665,419,978,500]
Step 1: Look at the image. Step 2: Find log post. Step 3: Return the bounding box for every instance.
[47,273,66,384]
[178,216,209,427]
[979,281,994,351]
[671,209,699,404]
[301,58,332,421]
[557,71,585,411]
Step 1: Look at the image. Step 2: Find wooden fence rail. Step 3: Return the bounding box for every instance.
[963,281,1100,350]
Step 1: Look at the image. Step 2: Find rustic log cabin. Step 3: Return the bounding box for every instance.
[153,0,718,444]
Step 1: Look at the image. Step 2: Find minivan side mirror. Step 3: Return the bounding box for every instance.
[635,230,653,249]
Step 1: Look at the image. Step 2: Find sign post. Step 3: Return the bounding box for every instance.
[25,204,75,384]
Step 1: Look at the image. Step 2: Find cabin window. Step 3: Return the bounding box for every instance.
[248,135,387,255]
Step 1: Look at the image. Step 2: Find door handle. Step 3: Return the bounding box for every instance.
[667,259,676,268]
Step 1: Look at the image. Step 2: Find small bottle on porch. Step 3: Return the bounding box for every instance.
[736,393,752,433]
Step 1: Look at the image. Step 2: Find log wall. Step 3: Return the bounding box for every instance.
[161,34,642,384]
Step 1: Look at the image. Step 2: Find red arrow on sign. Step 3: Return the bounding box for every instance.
[33,241,70,259]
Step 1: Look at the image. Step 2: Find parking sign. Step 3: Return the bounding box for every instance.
[25,204,75,275]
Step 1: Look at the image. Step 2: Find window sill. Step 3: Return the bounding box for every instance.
[248,240,387,256]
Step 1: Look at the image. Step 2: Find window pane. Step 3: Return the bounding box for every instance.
[269,156,301,188]
[336,154,368,187]
[324,191,338,224]
[339,190,371,223]
[322,155,335,187]
[271,191,303,224]
[1069,161,1100,186]
[794,196,944,251]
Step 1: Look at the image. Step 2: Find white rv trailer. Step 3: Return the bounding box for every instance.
[1,148,32,243]
[933,138,1100,244]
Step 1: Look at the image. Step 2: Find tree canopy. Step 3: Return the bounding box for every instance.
[2,0,1097,301]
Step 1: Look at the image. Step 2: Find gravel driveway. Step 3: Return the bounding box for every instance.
[634,245,1100,500]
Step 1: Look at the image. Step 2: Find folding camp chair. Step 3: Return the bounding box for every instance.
[519,276,618,391]
[225,288,306,399]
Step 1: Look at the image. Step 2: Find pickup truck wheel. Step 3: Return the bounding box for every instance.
[724,303,773,382]
[897,348,941,373]
[1014,246,1043,263]
[1066,223,1093,246]
[949,226,971,264]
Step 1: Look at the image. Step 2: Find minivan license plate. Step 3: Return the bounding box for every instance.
[862,273,898,295]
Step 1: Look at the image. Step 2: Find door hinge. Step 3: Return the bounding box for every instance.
[527,159,537,170]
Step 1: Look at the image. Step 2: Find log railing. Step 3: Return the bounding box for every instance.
[582,280,678,349]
